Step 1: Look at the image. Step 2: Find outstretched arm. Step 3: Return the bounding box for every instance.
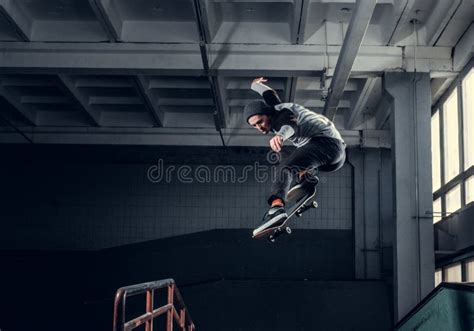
[251,77,282,107]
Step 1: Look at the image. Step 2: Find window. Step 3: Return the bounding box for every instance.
[444,263,462,282]
[466,176,474,205]
[466,258,474,282]
[435,269,442,287]
[432,63,473,222]
[445,185,461,214]
[431,111,441,191]
[443,89,460,183]
[463,69,473,170]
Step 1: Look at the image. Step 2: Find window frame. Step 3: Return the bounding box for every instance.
[432,59,474,220]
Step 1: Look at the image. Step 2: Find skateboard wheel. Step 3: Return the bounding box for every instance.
[312,201,318,208]
[285,227,292,234]
[268,236,276,243]
[296,212,302,217]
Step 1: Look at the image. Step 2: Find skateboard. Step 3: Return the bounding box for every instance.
[252,185,318,242]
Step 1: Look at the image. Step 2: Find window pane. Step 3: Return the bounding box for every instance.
[466,176,474,205]
[435,269,443,287]
[433,198,442,223]
[467,258,474,282]
[463,69,474,170]
[432,111,441,191]
[444,263,462,282]
[446,185,461,214]
[443,89,460,183]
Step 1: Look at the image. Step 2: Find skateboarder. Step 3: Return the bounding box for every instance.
[244,77,346,236]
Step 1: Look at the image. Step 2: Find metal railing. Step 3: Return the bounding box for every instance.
[113,279,196,331]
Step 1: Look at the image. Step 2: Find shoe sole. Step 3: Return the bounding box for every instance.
[252,213,288,237]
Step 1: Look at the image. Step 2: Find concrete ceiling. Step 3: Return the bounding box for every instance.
[0,0,472,147]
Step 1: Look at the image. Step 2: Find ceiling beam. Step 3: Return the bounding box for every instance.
[323,0,377,120]
[134,76,164,127]
[0,43,204,75]
[386,0,416,45]
[58,74,102,126]
[0,75,36,125]
[298,78,358,92]
[0,0,31,41]
[192,0,227,129]
[0,42,454,76]
[88,96,141,105]
[88,0,121,41]
[346,78,377,129]
[20,96,70,104]
[375,93,393,130]
[292,0,308,44]
[453,24,474,72]
[301,99,351,109]
[431,77,455,105]
[209,44,454,76]
[424,0,462,46]
[0,126,391,148]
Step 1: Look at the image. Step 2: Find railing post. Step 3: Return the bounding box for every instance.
[114,280,194,331]
[146,289,154,331]
[167,284,175,331]
[180,308,185,330]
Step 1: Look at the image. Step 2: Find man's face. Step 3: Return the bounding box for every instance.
[248,114,271,134]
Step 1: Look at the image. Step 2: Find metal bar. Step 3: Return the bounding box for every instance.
[114,280,195,331]
[113,288,124,331]
[145,290,153,331]
[173,307,180,324]
[124,305,173,331]
[173,287,194,325]
[346,77,377,129]
[167,285,174,331]
[323,0,377,120]
[180,309,185,330]
[457,81,466,207]
[119,279,175,296]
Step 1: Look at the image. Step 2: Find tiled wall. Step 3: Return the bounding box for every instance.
[0,149,353,250]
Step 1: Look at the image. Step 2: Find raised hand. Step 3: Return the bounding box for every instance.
[270,135,283,152]
[252,77,268,85]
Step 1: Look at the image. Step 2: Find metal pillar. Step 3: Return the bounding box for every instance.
[384,72,434,321]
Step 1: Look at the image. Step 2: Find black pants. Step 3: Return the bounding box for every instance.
[268,137,346,205]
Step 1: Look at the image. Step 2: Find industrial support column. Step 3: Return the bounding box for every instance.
[384,72,434,321]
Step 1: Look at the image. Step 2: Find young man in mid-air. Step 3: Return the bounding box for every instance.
[244,77,346,236]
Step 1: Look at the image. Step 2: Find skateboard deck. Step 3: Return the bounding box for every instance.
[252,185,318,242]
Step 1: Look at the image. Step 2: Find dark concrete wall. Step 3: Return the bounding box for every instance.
[0,144,393,330]
[0,144,353,250]
[0,230,394,331]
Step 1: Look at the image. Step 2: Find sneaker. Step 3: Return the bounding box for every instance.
[287,176,318,203]
[252,206,288,236]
